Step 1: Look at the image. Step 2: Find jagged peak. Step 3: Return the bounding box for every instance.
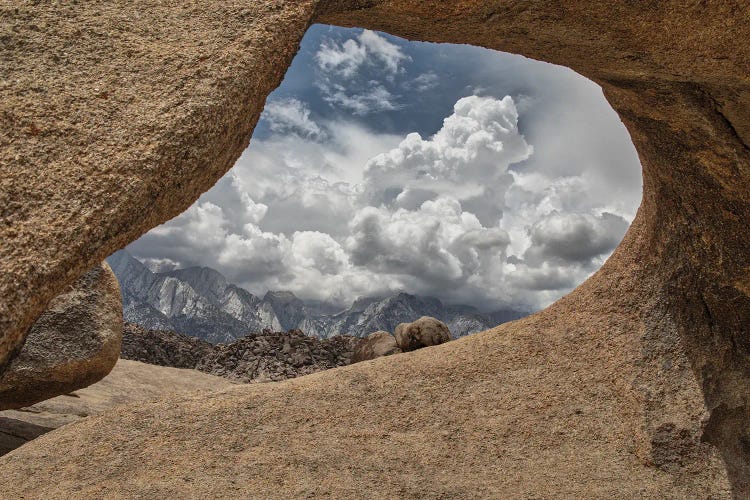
[263,290,302,304]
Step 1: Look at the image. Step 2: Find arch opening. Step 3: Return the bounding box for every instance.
[115,24,643,344]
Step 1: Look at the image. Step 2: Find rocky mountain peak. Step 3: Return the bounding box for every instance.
[164,267,229,305]
[108,250,528,343]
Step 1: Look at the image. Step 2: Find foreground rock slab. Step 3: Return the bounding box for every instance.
[0,312,734,498]
[0,359,235,456]
[0,263,122,410]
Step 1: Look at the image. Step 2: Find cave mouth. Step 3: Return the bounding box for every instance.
[115,24,643,345]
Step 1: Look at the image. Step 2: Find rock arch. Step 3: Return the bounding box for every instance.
[0,1,748,497]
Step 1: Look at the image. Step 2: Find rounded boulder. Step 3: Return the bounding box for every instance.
[394,317,451,352]
[0,262,123,410]
[351,331,402,363]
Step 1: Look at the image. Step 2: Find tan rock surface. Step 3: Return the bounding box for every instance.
[351,331,401,363]
[0,263,122,410]
[0,0,748,498]
[0,0,320,368]
[0,359,235,456]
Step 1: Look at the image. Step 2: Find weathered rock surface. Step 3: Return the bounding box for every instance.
[0,263,122,410]
[0,0,321,369]
[0,359,234,456]
[122,323,359,383]
[394,316,451,352]
[0,1,749,498]
[351,331,402,363]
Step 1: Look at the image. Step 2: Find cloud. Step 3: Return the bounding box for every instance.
[361,95,532,226]
[128,92,634,312]
[508,263,580,292]
[316,29,409,78]
[316,38,367,78]
[408,71,439,92]
[126,25,643,315]
[523,211,629,265]
[318,82,400,115]
[262,98,324,139]
[315,30,411,115]
[347,197,509,287]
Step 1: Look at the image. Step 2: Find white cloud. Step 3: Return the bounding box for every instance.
[262,98,324,139]
[316,39,366,78]
[346,197,508,286]
[316,30,409,78]
[315,30,411,115]
[361,95,532,224]
[358,29,410,74]
[318,82,400,115]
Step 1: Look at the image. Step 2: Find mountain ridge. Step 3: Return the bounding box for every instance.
[107,250,527,343]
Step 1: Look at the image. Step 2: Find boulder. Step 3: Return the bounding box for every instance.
[394,316,451,352]
[0,263,122,410]
[351,331,402,363]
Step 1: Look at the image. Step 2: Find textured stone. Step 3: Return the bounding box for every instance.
[351,331,402,363]
[0,359,235,456]
[0,0,748,498]
[196,329,359,383]
[0,0,320,369]
[0,263,122,410]
[394,317,451,352]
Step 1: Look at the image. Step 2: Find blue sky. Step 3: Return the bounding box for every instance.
[126,25,642,312]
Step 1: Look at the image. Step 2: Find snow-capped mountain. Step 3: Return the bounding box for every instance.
[107,250,527,343]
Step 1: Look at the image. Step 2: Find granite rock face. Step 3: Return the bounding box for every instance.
[0,359,234,456]
[0,1,749,498]
[351,331,402,363]
[0,263,122,410]
[0,0,321,369]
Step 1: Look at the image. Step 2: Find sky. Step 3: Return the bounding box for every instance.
[125,24,643,313]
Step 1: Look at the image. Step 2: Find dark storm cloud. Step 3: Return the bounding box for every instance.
[524,211,630,265]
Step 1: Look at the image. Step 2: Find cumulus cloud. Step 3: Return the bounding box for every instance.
[347,197,509,286]
[126,27,642,313]
[128,90,636,312]
[361,95,532,226]
[524,211,629,265]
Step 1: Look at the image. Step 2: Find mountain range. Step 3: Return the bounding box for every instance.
[107,250,527,343]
